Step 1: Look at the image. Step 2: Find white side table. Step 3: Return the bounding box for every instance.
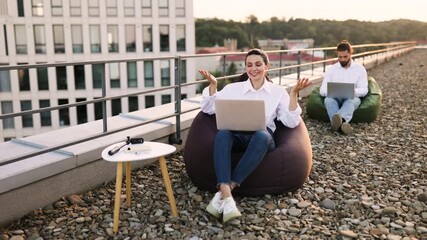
[101,141,178,233]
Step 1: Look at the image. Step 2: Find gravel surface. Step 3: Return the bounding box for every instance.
[1,49,426,240]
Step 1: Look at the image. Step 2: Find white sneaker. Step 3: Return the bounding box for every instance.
[221,197,241,223]
[206,192,222,218]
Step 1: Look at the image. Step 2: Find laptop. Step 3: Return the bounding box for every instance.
[327,82,355,99]
[215,99,266,131]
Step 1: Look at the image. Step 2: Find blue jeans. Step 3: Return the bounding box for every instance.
[324,97,361,123]
[213,129,275,187]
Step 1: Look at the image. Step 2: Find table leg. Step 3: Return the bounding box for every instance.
[158,156,178,217]
[113,162,123,233]
[126,162,131,207]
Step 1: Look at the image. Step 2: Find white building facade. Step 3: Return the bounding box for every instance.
[0,0,196,142]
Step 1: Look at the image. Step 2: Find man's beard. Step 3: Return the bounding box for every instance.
[339,60,350,67]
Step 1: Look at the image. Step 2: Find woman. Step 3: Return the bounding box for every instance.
[199,48,311,223]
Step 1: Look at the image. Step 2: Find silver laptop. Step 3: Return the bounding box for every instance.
[327,82,355,99]
[215,99,266,131]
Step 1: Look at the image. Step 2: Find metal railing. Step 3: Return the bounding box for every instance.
[0,41,417,166]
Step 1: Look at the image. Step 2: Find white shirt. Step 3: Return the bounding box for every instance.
[320,59,368,98]
[201,79,302,132]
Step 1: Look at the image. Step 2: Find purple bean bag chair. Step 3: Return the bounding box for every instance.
[184,111,313,196]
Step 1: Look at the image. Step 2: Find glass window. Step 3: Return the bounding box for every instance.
[70,0,81,16]
[92,64,104,89]
[144,61,154,87]
[56,66,67,90]
[76,98,87,124]
[111,99,121,116]
[141,0,151,16]
[17,0,25,17]
[53,25,65,53]
[3,26,8,56]
[0,65,11,92]
[181,93,187,100]
[180,60,187,83]
[14,25,27,54]
[109,63,120,88]
[124,0,135,16]
[1,101,14,129]
[51,0,63,16]
[128,96,138,112]
[71,25,83,53]
[74,65,85,89]
[145,95,154,108]
[176,0,185,17]
[58,99,70,126]
[32,0,44,16]
[125,25,136,52]
[21,100,33,127]
[34,25,46,54]
[88,0,99,16]
[39,100,51,126]
[142,25,152,52]
[90,25,101,53]
[160,60,170,86]
[106,0,117,16]
[94,99,103,120]
[18,64,30,91]
[159,25,169,52]
[127,62,137,88]
[107,25,118,53]
[176,25,186,51]
[158,0,168,17]
[161,95,171,104]
[37,66,49,90]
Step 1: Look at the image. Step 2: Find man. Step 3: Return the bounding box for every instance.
[319,40,368,134]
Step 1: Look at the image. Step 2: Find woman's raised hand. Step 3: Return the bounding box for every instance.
[292,78,312,93]
[199,69,217,86]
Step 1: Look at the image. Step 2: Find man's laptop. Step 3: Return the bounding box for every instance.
[215,99,266,131]
[327,82,355,99]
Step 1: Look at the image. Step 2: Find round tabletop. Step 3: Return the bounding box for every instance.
[102,141,176,162]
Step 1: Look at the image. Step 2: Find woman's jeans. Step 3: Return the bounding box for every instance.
[213,129,275,187]
[324,97,361,123]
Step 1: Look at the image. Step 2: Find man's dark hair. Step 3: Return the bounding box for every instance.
[336,40,353,54]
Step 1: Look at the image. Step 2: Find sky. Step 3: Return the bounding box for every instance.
[193,0,427,23]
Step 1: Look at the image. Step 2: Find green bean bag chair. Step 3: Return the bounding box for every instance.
[306,77,382,123]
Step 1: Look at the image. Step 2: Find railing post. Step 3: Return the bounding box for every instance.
[170,57,182,145]
[323,52,327,73]
[297,51,301,80]
[279,52,283,85]
[101,63,107,132]
[311,50,314,74]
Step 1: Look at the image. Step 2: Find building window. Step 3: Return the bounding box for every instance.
[56,66,67,90]
[161,95,171,104]
[58,99,70,126]
[37,66,49,90]
[90,25,101,53]
[145,95,154,108]
[17,0,25,17]
[125,25,136,52]
[18,64,30,91]
[111,99,121,116]
[180,60,187,83]
[70,0,81,16]
[128,96,138,112]
[176,0,185,17]
[141,0,151,16]
[1,101,14,129]
[53,25,65,53]
[74,65,85,89]
[106,0,117,16]
[76,98,87,124]
[32,0,44,16]
[109,63,120,88]
[160,60,170,86]
[124,0,134,16]
[181,93,187,100]
[71,25,83,53]
[176,25,186,51]
[14,25,27,54]
[34,25,46,54]
[159,25,169,52]
[3,26,8,56]
[127,62,137,88]
[51,0,63,16]
[142,25,152,52]
[92,64,104,89]
[144,61,154,87]
[39,100,51,126]
[0,65,11,92]
[88,0,99,16]
[94,99,103,120]
[158,0,168,17]
[21,100,33,127]
[107,25,118,53]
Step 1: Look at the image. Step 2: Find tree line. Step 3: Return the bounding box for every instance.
[196,16,427,49]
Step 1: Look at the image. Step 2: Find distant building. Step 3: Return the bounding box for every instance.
[258,38,314,51]
[195,39,239,76]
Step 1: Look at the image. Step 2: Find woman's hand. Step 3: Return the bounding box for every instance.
[199,69,218,96]
[291,78,312,94]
